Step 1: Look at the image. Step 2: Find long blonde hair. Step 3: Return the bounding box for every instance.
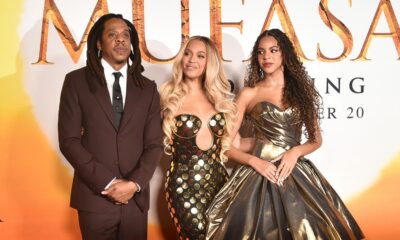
[160,36,236,162]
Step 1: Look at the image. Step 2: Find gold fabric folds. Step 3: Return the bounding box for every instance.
[206,102,364,240]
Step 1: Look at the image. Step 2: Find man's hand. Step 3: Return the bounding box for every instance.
[101,179,138,204]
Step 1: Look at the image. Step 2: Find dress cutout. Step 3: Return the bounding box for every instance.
[166,113,229,240]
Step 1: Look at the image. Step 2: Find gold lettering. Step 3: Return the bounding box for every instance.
[210,0,243,62]
[181,0,190,43]
[132,0,190,64]
[260,0,310,61]
[353,0,400,61]
[317,0,353,62]
[34,0,108,64]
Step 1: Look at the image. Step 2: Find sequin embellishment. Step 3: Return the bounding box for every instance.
[165,113,228,240]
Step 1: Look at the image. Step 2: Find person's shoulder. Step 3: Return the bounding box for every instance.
[62,67,93,91]
[238,86,256,99]
[65,66,88,81]
[235,86,257,109]
[141,75,158,89]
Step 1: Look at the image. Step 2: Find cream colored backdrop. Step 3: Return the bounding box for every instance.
[1,0,400,239]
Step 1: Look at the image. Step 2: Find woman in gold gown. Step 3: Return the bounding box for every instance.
[160,36,236,240]
[206,29,365,240]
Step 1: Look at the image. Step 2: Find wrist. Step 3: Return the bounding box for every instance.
[130,181,141,192]
[291,146,303,158]
[248,156,258,167]
[290,147,303,160]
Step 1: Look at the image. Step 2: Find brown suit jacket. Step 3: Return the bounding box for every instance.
[58,66,163,213]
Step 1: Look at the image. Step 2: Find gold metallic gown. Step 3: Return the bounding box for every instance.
[206,102,364,240]
[165,113,229,240]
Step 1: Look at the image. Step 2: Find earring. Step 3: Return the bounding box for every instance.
[259,68,264,79]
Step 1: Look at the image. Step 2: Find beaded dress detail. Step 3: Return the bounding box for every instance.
[165,113,229,240]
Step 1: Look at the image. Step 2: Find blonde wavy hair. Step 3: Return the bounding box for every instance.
[160,36,236,162]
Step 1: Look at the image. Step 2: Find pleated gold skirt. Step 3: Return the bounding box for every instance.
[206,140,364,240]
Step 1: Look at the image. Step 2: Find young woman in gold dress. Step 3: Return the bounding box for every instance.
[206,29,364,240]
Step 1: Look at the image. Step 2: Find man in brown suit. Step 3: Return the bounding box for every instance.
[58,14,163,239]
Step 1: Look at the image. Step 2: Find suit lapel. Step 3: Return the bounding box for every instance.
[91,75,118,131]
[119,75,142,131]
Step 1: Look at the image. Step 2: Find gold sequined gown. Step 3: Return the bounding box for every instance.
[206,102,364,240]
[165,113,229,240]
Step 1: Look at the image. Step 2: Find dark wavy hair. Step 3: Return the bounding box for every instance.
[86,13,145,87]
[245,29,322,142]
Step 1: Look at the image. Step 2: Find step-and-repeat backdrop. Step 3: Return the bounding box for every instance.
[1,0,400,239]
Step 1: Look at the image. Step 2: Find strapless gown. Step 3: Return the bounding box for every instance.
[206,102,364,240]
[165,113,229,239]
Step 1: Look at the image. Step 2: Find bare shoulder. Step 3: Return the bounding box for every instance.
[237,86,257,104]
[234,86,257,116]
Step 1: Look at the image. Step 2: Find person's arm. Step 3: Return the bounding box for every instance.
[274,119,322,184]
[58,73,115,194]
[227,146,277,183]
[102,82,163,205]
[227,88,277,183]
[127,82,163,189]
[102,82,163,204]
[232,134,255,153]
